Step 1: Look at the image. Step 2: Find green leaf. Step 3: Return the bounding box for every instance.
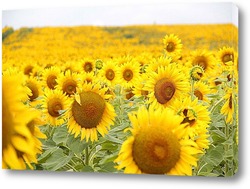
[81,165,94,172]
[205,146,224,166]
[42,148,72,171]
[99,152,118,165]
[99,162,117,173]
[37,146,59,163]
[66,135,88,154]
[105,134,123,144]
[52,126,69,145]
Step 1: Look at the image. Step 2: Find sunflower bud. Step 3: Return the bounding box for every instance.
[190,65,204,81]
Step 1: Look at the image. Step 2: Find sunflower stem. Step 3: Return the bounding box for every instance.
[209,97,224,114]
[190,79,195,100]
[85,147,89,166]
[224,120,230,176]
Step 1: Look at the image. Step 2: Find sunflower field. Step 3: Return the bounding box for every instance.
[2,24,238,176]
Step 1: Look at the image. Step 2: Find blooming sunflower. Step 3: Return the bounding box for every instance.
[41,89,71,126]
[163,34,183,60]
[144,64,189,109]
[188,49,216,75]
[68,82,116,142]
[221,89,235,124]
[26,76,43,105]
[145,56,172,73]
[217,46,235,66]
[193,81,211,103]
[98,60,121,87]
[42,66,61,90]
[114,106,201,175]
[2,69,39,169]
[20,109,47,169]
[21,61,37,77]
[170,97,211,152]
[118,60,141,89]
[82,72,97,84]
[56,70,81,97]
[78,58,95,73]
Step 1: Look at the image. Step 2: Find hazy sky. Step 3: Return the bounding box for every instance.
[2,2,238,29]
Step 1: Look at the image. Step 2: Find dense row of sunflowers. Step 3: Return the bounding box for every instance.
[2,24,238,176]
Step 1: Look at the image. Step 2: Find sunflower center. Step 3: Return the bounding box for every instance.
[181,109,196,126]
[84,62,93,72]
[24,65,33,76]
[223,53,234,64]
[194,56,207,70]
[105,69,115,81]
[123,69,133,81]
[154,78,175,104]
[63,80,77,96]
[194,89,203,100]
[48,99,63,117]
[2,94,15,149]
[47,75,57,89]
[71,91,105,128]
[132,126,180,174]
[27,82,39,101]
[166,42,175,52]
[125,88,135,100]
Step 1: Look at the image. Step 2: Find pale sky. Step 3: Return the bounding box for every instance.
[2,2,238,29]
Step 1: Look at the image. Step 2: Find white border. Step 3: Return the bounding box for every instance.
[0,1,248,189]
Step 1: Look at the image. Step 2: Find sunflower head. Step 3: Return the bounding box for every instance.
[145,65,189,109]
[26,77,42,102]
[56,70,80,97]
[115,106,201,175]
[42,89,70,126]
[42,66,61,90]
[189,50,215,73]
[78,59,95,73]
[72,91,106,129]
[163,34,183,60]
[119,60,141,88]
[218,47,235,66]
[68,83,116,142]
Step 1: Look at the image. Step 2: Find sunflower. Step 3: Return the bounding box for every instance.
[98,60,121,87]
[68,82,116,142]
[221,89,235,124]
[144,64,189,109]
[82,72,97,84]
[41,89,71,126]
[145,56,172,73]
[20,109,47,169]
[163,34,183,60]
[56,70,81,97]
[2,69,39,169]
[78,58,95,73]
[193,81,211,103]
[170,97,211,152]
[26,76,43,105]
[188,49,216,75]
[118,60,141,89]
[114,106,201,175]
[21,61,37,77]
[42,66,61,90]
[217,46,235,66]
